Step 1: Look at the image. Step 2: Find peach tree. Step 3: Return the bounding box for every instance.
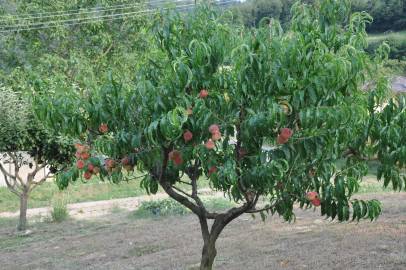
[35,1,405,269]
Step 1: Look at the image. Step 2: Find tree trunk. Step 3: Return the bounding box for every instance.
[17,191,28,231]
[200,238,217,270]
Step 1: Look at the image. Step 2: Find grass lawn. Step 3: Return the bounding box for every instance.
[0,175,210,213]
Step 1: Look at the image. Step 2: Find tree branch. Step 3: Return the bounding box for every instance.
[247,201,277,214]
[6,152,25,186]
[3,174,21,196]
[158,147,204,217]
[172,185,193,199]
[29,170,53,192]
[0,160,16,181]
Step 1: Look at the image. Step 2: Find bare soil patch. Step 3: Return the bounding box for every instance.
[0,193,405,270]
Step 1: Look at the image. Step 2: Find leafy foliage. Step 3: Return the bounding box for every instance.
[0,86,29,150]
[38,1,404,223]
[35,1,405,268]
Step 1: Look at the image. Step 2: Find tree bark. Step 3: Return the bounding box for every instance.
[17,190,29,231]
[200,237,217,270]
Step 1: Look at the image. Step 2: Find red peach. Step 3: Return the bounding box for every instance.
[74,143,87,153]
[80,152,90,160]
[312,198,321,207]
[211,131,222,141]
[277,135,289,144]
[183,130,193,142]
[87,163,95,172]
[99,123,108,134]
[280,128,293,139]
[205,140,215,150]
[173,156,183,166]
[76,160,85,169]
[199,89,209,98]
[84,171,92,180]
[169,150,181,161]
[209,124,220,134]
[306,191,319,201]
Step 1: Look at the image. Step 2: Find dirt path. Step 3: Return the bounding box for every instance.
[0,189,214,220]
[392,76,406,93]
[0,192,405,270]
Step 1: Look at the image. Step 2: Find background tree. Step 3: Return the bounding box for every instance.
[36,1,405,269]
[0,86,73,231]
[232,0,406,32]
[0,0,151,94]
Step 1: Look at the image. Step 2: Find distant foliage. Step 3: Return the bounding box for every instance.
[367,32,406,60]
[232,0,406,33]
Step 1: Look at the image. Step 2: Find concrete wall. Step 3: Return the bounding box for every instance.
[0,152,49,187]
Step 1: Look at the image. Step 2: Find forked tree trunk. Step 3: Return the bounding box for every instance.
[17,191,29,231]
[199,216,227,270]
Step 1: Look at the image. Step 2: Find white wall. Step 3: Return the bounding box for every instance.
[0,152,49,188]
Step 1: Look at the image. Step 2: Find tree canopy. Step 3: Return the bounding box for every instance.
[35,1,405,269]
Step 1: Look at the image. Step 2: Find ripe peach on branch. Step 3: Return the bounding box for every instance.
[83,171,92,180]
[205,139,215,150]
[277,128,293,144]
[76,160,85,169]
[169,150,183,165]
[99,123,108,134]
[183,130,193,142]
[199,89,209,98]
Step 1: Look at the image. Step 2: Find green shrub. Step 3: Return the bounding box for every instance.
[50,196,69,222]
[134,199,189,218]
[132,197,235,218]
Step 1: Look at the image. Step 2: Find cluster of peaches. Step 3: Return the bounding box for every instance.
[74,143,99,180]
[168,89,295,177]
[74,124,135,180]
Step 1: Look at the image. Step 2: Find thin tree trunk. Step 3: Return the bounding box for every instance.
[200,238,217,270]
[17,191,28,231]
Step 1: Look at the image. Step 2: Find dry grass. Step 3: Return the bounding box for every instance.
[0,193,405,270]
